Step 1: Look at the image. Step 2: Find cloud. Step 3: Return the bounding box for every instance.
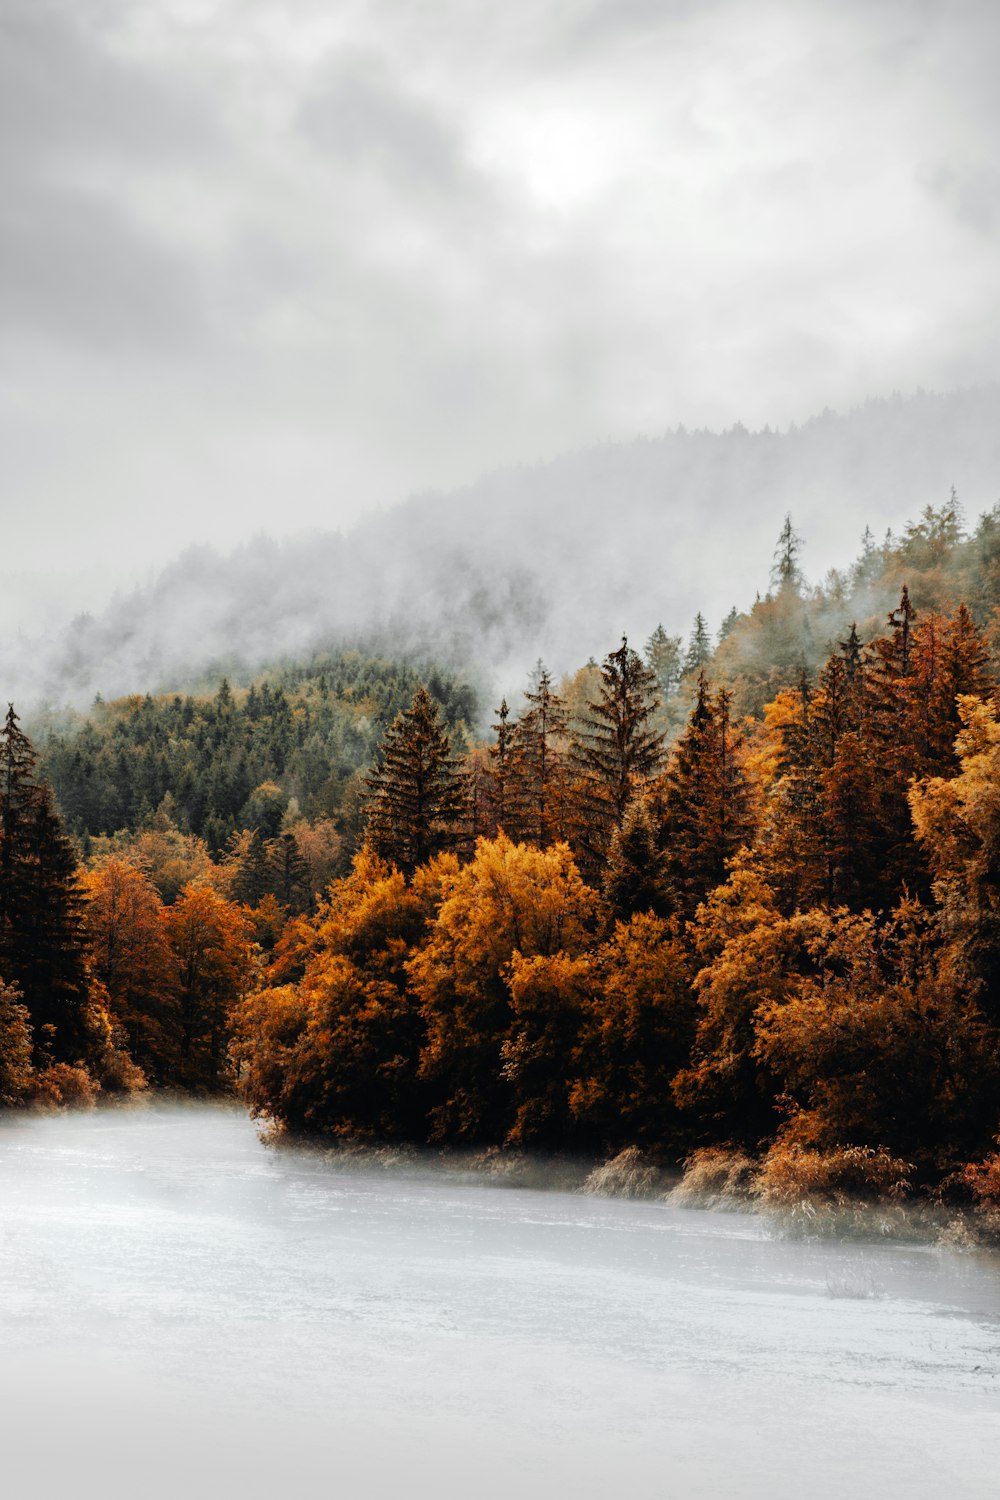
[0,0,998,604]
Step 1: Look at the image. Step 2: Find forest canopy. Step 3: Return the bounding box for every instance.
[7,498,1000,1233]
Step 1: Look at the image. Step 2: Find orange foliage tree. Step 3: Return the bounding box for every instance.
[165,883,254,1088]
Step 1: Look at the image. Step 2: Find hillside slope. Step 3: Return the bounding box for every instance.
[11,385,1000,708]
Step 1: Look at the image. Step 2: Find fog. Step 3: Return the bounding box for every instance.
[1,1103,997,1499]
[4,385,998,710]
[3,0,1000,624]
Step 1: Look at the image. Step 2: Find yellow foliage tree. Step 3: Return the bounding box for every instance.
[410,833,597,1141]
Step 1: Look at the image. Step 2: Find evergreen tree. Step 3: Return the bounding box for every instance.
[507,664,570,848]
[490,698,514,832]
[602,798,668,922]
[575,638,664,854]
[717,607,740,644]
[644,625,682,699]
[683,613,712,676]
[0,706,91,1063]
[364,687,463,874]
[771,514,803,593]
[657,677,752,915]
[266,832,313,913]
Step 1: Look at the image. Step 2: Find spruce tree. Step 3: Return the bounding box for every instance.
[265,832,313,913]
[602,798,668,922]
[683,613,712,676]
[0,705,90,1062]
[364,687,463,874]
[507,664,570,848]
[490,698,513,832]
[657,677,752,914]
[771,514,803,593]
[644,625,682,699]
[576,638,664,855]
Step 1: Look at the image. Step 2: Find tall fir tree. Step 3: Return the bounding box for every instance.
[507,664,570,848]
[771,514,803,593]
[0,705,91,1063]
[576,638,664,857]
[683,613,712,676]
[644,625,682,699]
[364,687,463,874]
[490,698,514,832]
[656,677,752,915]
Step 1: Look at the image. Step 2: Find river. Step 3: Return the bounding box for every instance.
[1,1101,998,1498]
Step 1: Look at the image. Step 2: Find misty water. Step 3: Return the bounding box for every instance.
[2,1103,998,1499]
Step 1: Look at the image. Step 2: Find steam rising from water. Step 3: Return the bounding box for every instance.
[1,1102,998,1498]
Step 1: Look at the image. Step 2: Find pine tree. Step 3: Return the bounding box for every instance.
[364,687,463,874]
[575,638,664,855]
[507,664,570,848]
[265,832,313,913]
[490,698,514,832]
[644,625,682,699]
[0,705,91,1063]
[683,613,712,676]
[657,677,752,915]
[717,607,740,644]
[602,798,668,922]
[771,514,803,593]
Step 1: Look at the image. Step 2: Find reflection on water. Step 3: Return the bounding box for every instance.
[1,1101,998,1499]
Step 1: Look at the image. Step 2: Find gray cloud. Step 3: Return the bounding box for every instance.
[0,0,998,614]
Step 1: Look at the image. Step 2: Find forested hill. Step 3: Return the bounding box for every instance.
[10,385,1000,708]
[35,653,477,858]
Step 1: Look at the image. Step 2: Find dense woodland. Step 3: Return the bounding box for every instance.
[6,498,1000,1229]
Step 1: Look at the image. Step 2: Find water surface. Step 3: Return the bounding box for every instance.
[1,1102,998,1498]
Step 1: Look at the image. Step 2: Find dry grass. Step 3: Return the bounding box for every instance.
[583,1146,666,1200]
[670,1146,757,1209]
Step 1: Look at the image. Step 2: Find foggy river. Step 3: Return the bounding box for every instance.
[1,1103,998,1499]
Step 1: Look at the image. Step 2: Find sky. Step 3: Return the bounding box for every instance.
[2,0,999,621]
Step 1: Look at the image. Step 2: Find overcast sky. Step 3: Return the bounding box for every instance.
[2,0,999,611]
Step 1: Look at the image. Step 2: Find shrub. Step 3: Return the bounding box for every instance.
[26,1063,101,1110]
[753,1143,912,1216]
[963,1151,1000,1241]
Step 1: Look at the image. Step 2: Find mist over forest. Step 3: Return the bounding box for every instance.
[10,384,999,713]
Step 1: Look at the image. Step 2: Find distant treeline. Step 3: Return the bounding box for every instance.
[36,652,477,858]
[6,500,1000,1237]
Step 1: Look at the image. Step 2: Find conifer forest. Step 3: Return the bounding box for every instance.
[2,501,999,1236]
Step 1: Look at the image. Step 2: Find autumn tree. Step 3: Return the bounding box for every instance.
[910,695,1000,1018]
[0,980,32,1106]
[83,856,181,1080]
[672,865,826,1143]
[165,883,253,1088]
[754,903,1000,1170]
[235,849,445,1138]
[364,686,463,874]
[572,913,695,1151]
[410,834,598,1142]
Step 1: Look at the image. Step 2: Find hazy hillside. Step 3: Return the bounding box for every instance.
[10,386,1000,709]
